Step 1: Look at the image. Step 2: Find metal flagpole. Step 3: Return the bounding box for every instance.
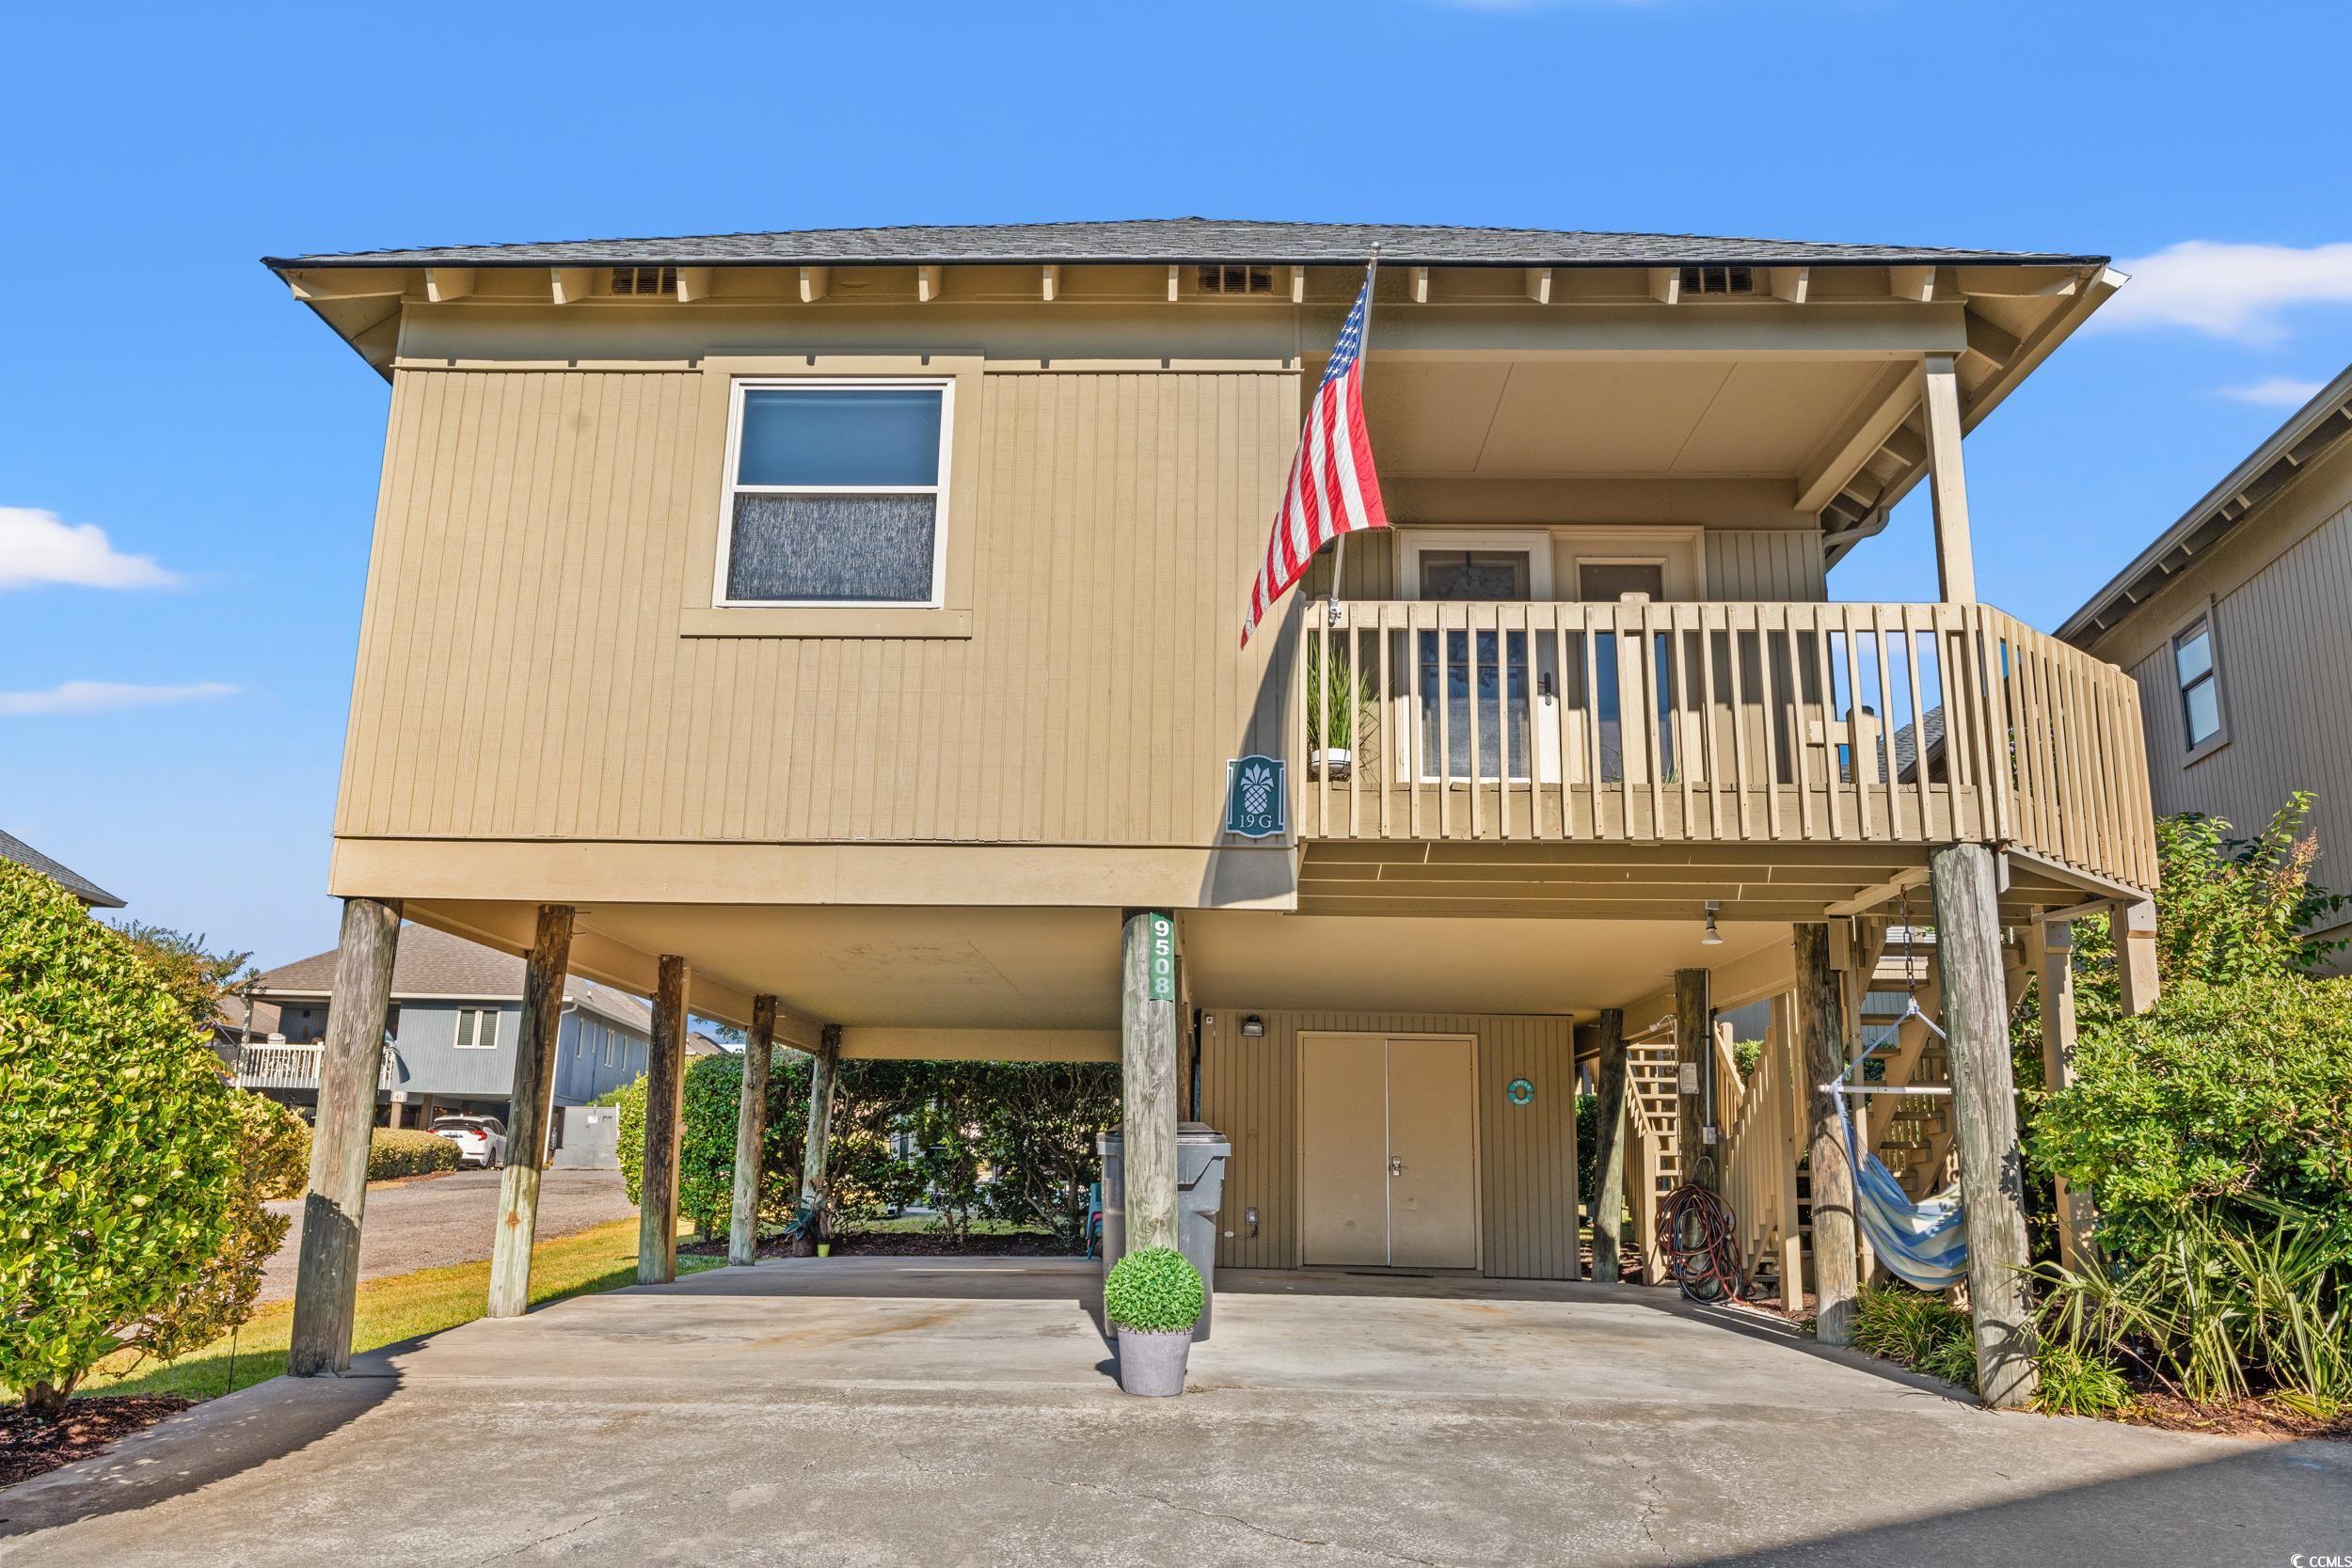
[1327,243,1379,623]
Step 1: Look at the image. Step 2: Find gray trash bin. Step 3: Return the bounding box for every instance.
[1098,1122,1230,1340]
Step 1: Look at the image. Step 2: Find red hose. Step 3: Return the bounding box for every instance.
[1657,1182,1746,1304]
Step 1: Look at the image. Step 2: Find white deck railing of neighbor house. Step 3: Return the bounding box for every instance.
[1293,599,2157,891]
[233,1043,397,1091]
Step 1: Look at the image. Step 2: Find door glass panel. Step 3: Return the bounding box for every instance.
[1419,550,1531,601]
[1580,562,1665,602]
[1418,629,1531,779]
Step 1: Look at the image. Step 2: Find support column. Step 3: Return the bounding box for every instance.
[487,904,575,1319]
[1120,908,1180,1252]
[289,896,402,1377]
[1931,843,2039,1409]
[2114,897,2159,1016]
[1588,1009,1630,1282]
[636,955,689,1287]
[794,1022,842,1256]
[2032,921,2095,1270]
[1673,968,1714,1192]
[728,995,778,1266]
[1795,922,1860,1344]
[1919,352,1977,604]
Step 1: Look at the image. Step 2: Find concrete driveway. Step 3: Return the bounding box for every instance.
[258,1168,634,1301]
[6,1259,2346,1565]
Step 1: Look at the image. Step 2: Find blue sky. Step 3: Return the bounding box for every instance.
[5,0,2349,969]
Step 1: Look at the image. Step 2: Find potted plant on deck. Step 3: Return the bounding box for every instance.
[1306,634,1376,783]
[1104,1246,1204,1397]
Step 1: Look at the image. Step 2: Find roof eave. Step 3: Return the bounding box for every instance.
[2058,360,2352,647]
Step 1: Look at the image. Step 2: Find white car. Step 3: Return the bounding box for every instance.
[429,1115,508,1168]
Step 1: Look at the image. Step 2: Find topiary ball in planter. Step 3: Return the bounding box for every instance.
[1104,1246,1204,1398]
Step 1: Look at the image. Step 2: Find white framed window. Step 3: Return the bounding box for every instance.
[2173,606,2228,759]
[453,1006,501,1051]
[713,378,954,609]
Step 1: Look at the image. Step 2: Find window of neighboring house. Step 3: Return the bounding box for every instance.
[716,380,952,607]
[2174,613,2225,753]
[453,1006,501,1050]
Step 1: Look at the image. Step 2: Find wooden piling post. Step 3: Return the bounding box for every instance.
[1674,968,1714,1191]
[794,1022,842,1256]
[1588,1009,1630,1282]
[637,956,690,1286]
[1931,843,2039,1409]
[1795,922,1860,1344]
[2030,921,2095,1270]
[487,904,575,1319]
[289,896,402,1376]
[1120,909,1181,1252]
[728,995,778,1267]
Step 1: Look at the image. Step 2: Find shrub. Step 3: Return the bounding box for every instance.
[1104,1246,1204,1334]
[2031,1199,2349,1409]
[1848,1283,1978,1393]
[368,1128,461,1181]
[0,860,241,1415]
[132,1091,312,1364]
[2028,974,2352,1256]
[2027,1342,2136,1418]
[616,1051,813,1237]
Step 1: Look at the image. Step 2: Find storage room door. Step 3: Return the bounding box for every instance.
[1300,1033,1391,1266]
[1385,1036,1478,1269]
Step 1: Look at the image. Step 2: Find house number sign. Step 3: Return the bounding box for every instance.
[1224,755,1286,839]
[1146,911,1177,1002]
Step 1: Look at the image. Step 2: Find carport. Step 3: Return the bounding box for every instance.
[10,1256,2345,1565]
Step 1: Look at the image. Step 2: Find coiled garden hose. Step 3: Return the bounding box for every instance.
[1657,1180,1746,1304]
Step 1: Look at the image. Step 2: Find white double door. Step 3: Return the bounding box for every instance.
[1299,1033,1478,1269]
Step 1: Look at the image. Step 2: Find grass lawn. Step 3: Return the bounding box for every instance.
[73,1218,720,1404]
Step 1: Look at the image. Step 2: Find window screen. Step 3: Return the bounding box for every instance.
[723,384,947,604]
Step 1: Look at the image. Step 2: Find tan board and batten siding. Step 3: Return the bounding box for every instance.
[1306,527,1822,601]
[340,367,1298,847]
[1199,1008,1580,1279]
[2118,484,2352,937]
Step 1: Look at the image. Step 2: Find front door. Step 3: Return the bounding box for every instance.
[1300,1033,1478,1269]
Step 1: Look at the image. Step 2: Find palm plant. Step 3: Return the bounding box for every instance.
[1305,635,1377,761]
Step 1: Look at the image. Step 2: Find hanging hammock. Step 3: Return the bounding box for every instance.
[1829,995,1970,1292]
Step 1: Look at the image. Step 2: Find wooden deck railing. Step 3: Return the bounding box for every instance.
[1293,599,2156,890]
[234,1043,397,1091]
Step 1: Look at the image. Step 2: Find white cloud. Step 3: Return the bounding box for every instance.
[0,681,241,718]
[0,506,182,591]
[2099,241,2352,343]
[2218,376,2328,408]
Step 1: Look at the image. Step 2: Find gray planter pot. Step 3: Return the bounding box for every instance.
[1114,1326,1192,1397]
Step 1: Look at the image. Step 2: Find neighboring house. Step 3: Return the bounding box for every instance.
[236,923,655,1126]
[1,829,123,910]
[2059,364,2352,961]
[266,219,2167,1348]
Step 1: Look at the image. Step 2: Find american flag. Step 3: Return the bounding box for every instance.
[1240,265,1390,645]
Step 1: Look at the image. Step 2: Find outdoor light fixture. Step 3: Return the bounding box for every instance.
[1701,900,1724,946]
[1240,1014,1266,1037]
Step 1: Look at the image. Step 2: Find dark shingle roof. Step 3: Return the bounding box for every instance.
[267,219,2101,271]
[252,923,653,1034]
[0,829,123,908]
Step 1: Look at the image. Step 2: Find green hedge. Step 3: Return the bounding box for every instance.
[0,859,242,1414]
[368,1129,460,1181]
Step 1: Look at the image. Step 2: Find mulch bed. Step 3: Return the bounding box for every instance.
[679,1229,1082,1260]
[1,1396,191,1489]
[2119,1392,2352,1443]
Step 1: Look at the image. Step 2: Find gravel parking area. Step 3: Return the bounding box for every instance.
[256,1168,635,1302]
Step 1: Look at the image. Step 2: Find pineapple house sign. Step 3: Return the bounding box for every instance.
[1225,755,1286,839]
